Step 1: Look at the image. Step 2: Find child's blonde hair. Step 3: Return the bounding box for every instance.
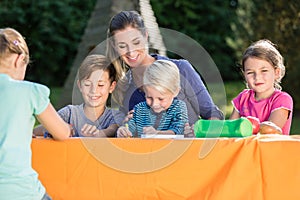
[78,54,117,83]
[0,28,29,65]
[143,60,180,94]
[242,39,285,90]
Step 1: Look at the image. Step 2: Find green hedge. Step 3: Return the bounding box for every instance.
[0,0,96,86]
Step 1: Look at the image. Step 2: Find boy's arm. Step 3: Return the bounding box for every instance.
[143,126,175,135]
[97,124,119,137]
[103,124,119,137]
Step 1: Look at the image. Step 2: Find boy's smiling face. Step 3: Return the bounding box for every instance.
[78,69,116,108]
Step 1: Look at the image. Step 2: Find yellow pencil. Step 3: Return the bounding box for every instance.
[125,123,131,138]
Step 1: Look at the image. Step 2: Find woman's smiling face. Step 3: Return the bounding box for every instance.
[113,26,149,68]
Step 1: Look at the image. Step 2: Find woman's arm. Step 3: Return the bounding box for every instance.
[178,59,224,120]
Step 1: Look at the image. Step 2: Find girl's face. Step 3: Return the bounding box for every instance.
[78,69,116,108]
[144,85,175,113]
[113,26,149,68]
[243,57,280,99]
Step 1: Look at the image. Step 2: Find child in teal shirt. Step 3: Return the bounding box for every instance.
[0,28,71,200]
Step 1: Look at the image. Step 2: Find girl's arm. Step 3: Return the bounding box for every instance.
[229,108,240,120]
[268,108,290,129]
[36,103,71,140]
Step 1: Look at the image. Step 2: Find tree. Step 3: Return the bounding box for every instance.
[150,0,240,81]
[0,0,96,86]
[58,0,166,107]
[232,0,300,110]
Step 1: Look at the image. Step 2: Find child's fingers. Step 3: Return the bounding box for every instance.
[92,129,100,137]
[123,110,134,124]
[123,128,132,137]
[117,127,132,137]
[89,126,97,134]
[143,126,156,134]
[81,124,97,135]
[184,123,191,134]
[81,124,88,132]
[126,130,133,137]
[128,110,134,118]
[117,127,125,137]
[184,123,195,137]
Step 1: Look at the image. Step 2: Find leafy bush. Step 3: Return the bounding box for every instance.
[232,0,300,110]
[0,0,96,86]
[151,0,241,81]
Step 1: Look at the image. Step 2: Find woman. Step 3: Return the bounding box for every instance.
[106,10,224,124]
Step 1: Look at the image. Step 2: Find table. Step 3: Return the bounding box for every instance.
[32,135,300,200]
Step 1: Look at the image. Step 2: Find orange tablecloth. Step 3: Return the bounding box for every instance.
[32,135,300,200]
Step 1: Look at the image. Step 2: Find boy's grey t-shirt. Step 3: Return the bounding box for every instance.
[58,104,123,137]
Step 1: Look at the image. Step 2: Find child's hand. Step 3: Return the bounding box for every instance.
[259,121,282,134]
[143,126,157,135]
[81,124,105,137]
[184,123,195,138]
[117,125,133,138]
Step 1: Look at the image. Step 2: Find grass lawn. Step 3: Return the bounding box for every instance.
[49,82,300,135]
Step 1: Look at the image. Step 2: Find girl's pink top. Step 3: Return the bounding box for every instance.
[232,89,293,135]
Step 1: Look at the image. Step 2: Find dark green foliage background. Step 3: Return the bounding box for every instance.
[151,0,240,80]
[0,0,299,110]
[0,0,96,86]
